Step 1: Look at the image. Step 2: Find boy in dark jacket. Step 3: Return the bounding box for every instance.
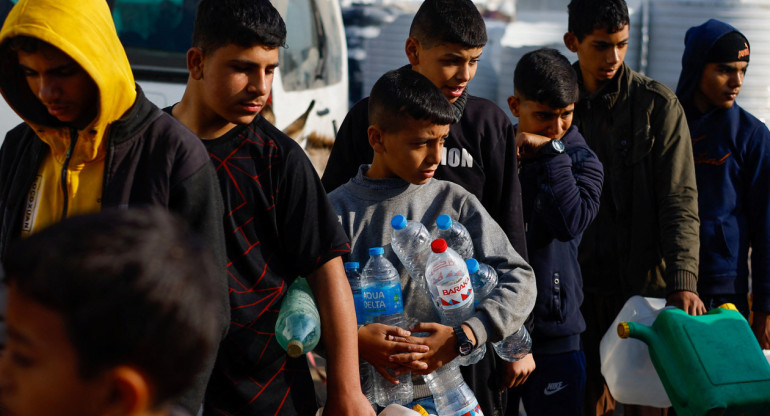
[0,0,228,413]
[563,0,704,413]
[322,0,527,412]
[0,208,220,416]
[675,20,770,349]
[507,48,603,416]
[169,0,372,414]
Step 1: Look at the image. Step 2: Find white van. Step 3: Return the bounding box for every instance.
[0,0,349,146]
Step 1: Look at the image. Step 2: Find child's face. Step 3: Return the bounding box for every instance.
[0,283,110,416]
[508,96,574,140]
[368,117,449,184]
[407,40,483,103]
[694,61,747,113]
[564,25,629,93]
[17,45,99,128]
[195,43,278,128]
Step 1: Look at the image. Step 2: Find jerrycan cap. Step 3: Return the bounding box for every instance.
[391,215,407,230]
[466,258,480,274]
[287,340,304,358]
[412,405,430,416]
[431,238,448,253]
[617,322,631,339]
[717,302,739,311]
[436,214,453,230]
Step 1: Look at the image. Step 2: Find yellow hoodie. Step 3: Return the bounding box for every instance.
[0,0,136,235]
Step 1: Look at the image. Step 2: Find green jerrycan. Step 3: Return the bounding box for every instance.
[618,305,770,415]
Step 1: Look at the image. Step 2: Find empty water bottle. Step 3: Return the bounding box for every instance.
[275,277,321,358]
[344,262,377,405]
[345,262,368,326]
[425,239,485,365]
[465,259,497,308]
[492,326,532,362]
[362,247,413,406]
[390,214,431,289]
[435,214,474,260]
[424,359,484,416]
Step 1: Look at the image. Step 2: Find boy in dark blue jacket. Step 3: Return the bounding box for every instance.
[506,48,603,415]
[675,20,770,350]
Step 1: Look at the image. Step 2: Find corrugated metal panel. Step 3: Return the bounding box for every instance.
[647,0,770,121]
[362,12,414,96]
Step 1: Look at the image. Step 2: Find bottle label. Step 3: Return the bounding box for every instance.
[362,283,404,316]
[448,402,482,416]
[436,273,473,310]
[352,291,367,325]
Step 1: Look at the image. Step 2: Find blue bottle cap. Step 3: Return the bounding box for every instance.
[465,258,479,274]
[391,214,407,230]
[369,247,385,256]
[436,214,452,230]
[344,262,359,270]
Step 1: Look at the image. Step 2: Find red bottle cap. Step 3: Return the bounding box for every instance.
[431,238,448,253]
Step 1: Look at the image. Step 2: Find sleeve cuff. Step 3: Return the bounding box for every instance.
[666,269,698,296]
[465,315,490,346]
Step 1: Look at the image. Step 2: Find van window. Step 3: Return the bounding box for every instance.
[277,0,343,91]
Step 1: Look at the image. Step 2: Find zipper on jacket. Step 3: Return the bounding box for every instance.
[60,129,78,221]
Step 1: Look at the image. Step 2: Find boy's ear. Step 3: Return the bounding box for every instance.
[405,37,421,66]
[368,125,386,153]
[564,32,579,53]
[187,47,205,81]
[101,366,154,416]
[507,96,521,118]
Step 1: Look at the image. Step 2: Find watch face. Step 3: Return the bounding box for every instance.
[553,139,565,152]
[458,341,473,356]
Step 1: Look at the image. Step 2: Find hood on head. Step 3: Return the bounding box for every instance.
[0,0,137,164]
[675,19,746,106]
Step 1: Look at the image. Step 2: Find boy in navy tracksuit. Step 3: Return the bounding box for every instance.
[676,20,770,349]
[506,48,603,415]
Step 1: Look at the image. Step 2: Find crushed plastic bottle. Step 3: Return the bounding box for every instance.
[362,247,413,406]
[390,214,431,289]
[424,359,484,416]
[275,277,321,358]
[435,214,474,260]
[492,326,532,362]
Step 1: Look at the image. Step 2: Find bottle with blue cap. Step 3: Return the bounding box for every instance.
[435,214,474,260]
[390,214,431,289]
[424,359,484,416]
[344,261,368,326]
[361,246,413,406]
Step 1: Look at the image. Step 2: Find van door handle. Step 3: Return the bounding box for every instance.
[316,108,330,116]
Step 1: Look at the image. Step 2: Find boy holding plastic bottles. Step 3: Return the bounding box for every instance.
[327,67,536,413]
[506,48,604,415]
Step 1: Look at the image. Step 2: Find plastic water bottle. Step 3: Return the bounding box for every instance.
[424,359,484,416]
[344,262,377,405]
[345,262,368,325]
[435,215,474,260]
[425,239,485,366]
[275,277,321,358]
[465,259,497,308]
[390,214,431,289]
[361,247,413,406]
[492,326,532,362]
[465,259,532,362]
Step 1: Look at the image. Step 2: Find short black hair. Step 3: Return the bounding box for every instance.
[514,48,579,109]
[567,0,629,42]
[192,0,286,55]
[3,208,221,407]
[409,0,487,49]
[369,68,455,133]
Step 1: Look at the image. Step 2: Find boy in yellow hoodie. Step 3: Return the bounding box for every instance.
[0,0,229,413]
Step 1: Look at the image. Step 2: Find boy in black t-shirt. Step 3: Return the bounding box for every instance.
[169,0,373,415]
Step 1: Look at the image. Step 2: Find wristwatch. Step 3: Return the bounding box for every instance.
[454,325,474,356]
[538,138,566,157]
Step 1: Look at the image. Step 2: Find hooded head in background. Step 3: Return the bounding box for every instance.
[675,19,749,115]
[0,0,137,165]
